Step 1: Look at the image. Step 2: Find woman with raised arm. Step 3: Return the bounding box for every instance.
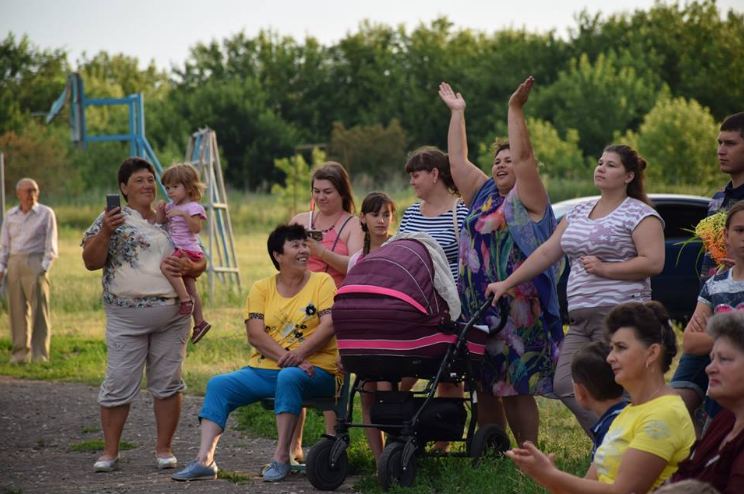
[484,140,665,436]
[439,77,563,446]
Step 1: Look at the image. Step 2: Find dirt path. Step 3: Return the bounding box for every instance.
[0,376,359,494]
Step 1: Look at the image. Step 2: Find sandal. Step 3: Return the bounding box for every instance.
[191,321,212,344]
[179,298,194,317]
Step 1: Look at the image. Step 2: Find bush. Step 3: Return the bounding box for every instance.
[618,96,720,188]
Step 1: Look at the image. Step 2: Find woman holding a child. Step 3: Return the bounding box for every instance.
[82,157,206,472]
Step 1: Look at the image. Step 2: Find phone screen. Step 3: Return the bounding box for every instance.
[307,230,323,242]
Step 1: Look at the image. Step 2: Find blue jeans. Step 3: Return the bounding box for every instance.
[199,366,335,429]
[670,354,710,400]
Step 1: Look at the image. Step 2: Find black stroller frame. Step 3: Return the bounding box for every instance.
[306,297,510,491]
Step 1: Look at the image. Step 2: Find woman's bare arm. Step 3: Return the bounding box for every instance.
[508,77,548,219]
[82,208,125,270]
[438,82,488,207]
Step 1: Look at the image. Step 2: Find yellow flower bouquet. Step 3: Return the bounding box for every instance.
[678,211,728,268]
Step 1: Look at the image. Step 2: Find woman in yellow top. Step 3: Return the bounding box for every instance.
[507,301,695,494]
[172,224,339,483]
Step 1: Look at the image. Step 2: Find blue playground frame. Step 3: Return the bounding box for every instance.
[46,73,166,196]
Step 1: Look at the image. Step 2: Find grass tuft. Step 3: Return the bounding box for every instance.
[217,469,252,484]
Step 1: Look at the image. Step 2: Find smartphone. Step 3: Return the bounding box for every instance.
[106,194,121,212]
[307,230,323,242]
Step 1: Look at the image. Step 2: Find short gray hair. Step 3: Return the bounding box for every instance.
[16,178,39,190]
[707,311,744,353]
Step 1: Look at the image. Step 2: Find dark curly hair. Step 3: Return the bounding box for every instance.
[605,301,677,373]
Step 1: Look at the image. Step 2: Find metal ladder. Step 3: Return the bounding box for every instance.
[185,128,242,295]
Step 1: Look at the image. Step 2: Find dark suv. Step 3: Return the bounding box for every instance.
[552,194,710,322]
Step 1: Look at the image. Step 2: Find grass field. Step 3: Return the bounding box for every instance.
[0,229,593,493]
[3,183,704,492]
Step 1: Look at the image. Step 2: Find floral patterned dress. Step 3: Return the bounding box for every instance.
[459,180,562,396]
[82,207,177,308]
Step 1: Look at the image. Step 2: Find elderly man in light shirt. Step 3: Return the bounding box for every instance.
[0,178,58,363]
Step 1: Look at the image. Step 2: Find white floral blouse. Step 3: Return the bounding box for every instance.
[82,207,177,308]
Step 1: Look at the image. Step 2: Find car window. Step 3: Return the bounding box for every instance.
[655,204,708,239]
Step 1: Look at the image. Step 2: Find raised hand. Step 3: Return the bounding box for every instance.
[508,76,535,109]
[438,82,467,112]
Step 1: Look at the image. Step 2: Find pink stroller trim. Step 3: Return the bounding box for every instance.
[336,285,428,314]
[337,334,486,356]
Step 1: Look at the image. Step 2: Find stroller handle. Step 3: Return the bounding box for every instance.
[474,295,509,337]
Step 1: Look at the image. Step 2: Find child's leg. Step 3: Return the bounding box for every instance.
[361,381,384,463]
[161,259,190,302]
[184,277,204,324]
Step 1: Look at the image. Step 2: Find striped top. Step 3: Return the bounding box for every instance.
[399,201,468,281]
[560,197,663,311]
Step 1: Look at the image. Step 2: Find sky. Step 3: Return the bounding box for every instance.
[2,0,743,71]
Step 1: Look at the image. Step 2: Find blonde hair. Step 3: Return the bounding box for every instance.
[161,164,206,202]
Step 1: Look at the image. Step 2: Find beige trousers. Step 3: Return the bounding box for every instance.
[6,253,51,363]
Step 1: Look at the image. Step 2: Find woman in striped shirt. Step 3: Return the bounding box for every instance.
[486,144,665,437]
[398,146,468,449]
[399,146,468,282]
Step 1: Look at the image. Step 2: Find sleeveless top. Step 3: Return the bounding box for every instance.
[307,214,352,288]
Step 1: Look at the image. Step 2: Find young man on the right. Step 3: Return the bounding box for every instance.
[671,112,744,427]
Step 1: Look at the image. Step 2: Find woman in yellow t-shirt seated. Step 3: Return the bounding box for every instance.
[507,301,695,494]
[172,224,339,483]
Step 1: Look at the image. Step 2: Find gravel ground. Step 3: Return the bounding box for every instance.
[0,376,360,494]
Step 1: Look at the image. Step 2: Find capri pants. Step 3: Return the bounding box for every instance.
[199,366,335,430]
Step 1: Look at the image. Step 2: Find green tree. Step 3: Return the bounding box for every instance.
[528,119,589,180]
[0,33,68,135]
[0,121,80,198]
[619,96,719,188]
[328,119,409,184]
[570,0,744,120]
[533,51,663,158]
[270,148,326,216]
[151,77,299,189]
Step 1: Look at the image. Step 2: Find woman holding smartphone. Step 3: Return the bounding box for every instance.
[290,162,363,289]
[288,161,363,462]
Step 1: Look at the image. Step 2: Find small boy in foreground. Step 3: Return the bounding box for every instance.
[571,341,628,458]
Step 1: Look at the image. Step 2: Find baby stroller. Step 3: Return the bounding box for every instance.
[306,236,510,491]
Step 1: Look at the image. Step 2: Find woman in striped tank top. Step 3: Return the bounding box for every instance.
[486,145,665,437]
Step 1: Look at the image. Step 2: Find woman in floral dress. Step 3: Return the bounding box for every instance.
[438,78,563,446]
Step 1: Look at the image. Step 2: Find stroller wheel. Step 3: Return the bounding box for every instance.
[470,424,511,466]
[306,438,349,491]
[378,442,416,490]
